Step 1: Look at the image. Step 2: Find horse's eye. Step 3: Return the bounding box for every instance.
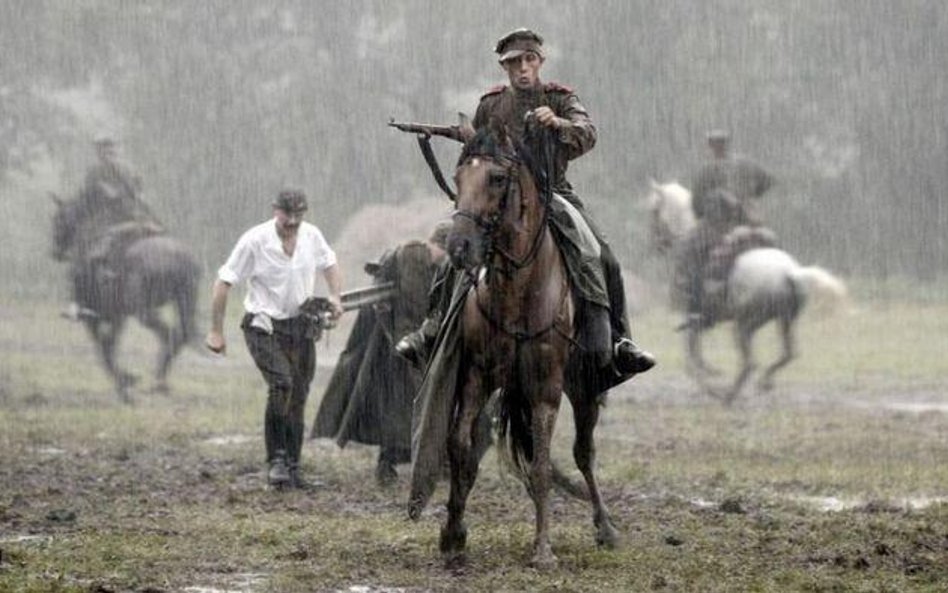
[488,171,507,187]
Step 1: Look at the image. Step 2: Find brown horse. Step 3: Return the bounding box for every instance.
[51,194,200,401]
[441,126,618,569]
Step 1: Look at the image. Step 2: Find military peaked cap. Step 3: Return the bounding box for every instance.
[495,28,544,62]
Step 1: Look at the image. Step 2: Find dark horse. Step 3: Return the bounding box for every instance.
[441,125,618,569]
[51,195,200,400]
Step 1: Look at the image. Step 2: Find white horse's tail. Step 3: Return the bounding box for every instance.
[792,266,850,316]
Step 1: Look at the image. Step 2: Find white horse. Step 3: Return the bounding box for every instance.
[644,179,695,257]
[644,180,848,402]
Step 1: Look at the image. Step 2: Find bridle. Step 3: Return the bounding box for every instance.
[452,150,550,275]
[453,145,573,345]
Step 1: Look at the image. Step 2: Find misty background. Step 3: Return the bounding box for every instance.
[2,1,946,301]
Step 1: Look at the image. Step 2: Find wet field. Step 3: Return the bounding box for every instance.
[0,296,946,592]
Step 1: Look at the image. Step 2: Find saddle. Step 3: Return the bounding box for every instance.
[700,226,779,324]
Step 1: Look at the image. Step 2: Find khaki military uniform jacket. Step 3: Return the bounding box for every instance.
[473,82,596,199]
[691,156,774,225]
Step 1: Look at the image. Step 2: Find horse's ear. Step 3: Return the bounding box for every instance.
[48,192,63,206]
[649,178,661,190]
[457,112,475,143]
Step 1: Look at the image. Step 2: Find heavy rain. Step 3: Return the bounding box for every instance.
[1,1,946,591]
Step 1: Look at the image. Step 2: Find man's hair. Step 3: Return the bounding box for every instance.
[272,189,308,213]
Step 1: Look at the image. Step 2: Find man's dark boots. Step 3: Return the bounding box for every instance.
[268,451,290,488]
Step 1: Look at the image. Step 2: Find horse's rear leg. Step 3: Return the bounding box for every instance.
[685,327,720,379]
[441,369,490,568]
[758,316,797,393]
[570,392,620,549]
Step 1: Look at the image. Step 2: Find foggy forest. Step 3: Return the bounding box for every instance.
[3,0,947,292]
[1,2,947,592]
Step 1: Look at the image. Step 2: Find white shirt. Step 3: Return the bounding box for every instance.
[218,219,337,320]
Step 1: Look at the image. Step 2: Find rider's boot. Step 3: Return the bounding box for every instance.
[600,243,656,376]
[395,317,439,369]
[614,337,657,375]
[395,259,454,369]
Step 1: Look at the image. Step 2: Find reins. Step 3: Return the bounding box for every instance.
[457,124,571,344]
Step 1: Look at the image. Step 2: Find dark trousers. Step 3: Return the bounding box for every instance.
[242,315,315,466]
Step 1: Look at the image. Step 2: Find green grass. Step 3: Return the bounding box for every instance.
[1,295,947,592]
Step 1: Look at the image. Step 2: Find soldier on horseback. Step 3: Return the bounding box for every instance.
[64,135,164,320]
[675,130,777,329]
[396,28,655,381]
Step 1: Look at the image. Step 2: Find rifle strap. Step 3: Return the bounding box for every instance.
[416,134,456,201]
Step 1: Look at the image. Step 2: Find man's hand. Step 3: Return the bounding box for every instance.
[533,106,563,129]
[328,295,344,320]
[205,330,226,355]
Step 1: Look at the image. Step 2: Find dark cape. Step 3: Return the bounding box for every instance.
[311,242,436,462]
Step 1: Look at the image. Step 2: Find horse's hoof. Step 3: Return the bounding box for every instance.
[530,549,559,571]
[442,550,467,570]
[152,382,170,396]
[439,524,467,555]
[595,521,621,550]
[117,372,139,388]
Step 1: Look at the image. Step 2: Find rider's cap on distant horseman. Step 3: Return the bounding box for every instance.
[273,189,308,213]
[707,129,731,143]
[495,28,544,62]
[93,134,115,146]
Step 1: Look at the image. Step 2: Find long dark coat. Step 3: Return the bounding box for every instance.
[311,241,436,463]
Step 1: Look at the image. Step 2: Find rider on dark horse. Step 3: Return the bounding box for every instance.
[397,28,655,382]
[64,135,164,320]
[675,130,777,329]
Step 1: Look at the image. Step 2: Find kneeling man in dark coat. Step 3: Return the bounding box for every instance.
[311,223,449,485]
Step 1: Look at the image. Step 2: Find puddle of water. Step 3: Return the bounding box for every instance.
[31,446,67,456]
[184,573,268,593]
[787,494,948,512]
[0,534,50,544]
[201,434,255,446]
[689,498,717,509]
[850,401,948,414]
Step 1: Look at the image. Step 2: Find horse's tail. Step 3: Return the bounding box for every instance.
[497,386,534,484]
[495,386,590,501]
[792,266,850,316]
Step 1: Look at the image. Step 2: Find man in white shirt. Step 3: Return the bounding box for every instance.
[205,189,343,489]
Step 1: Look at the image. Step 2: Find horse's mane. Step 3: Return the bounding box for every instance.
[458,126,552,204]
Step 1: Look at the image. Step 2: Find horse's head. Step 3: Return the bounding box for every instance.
[448,125,544,272]
[645,180,694,255]
[50,193,81,261]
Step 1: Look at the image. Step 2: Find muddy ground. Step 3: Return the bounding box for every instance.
[0,301,946,592]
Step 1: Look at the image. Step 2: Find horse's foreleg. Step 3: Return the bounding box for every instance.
[441,367,489,568]
[138,309,175,394]
[570,393,619,549]
[529,385,562,570]
[88,319,135,401]
[759,316,797,393]
[726,323,757,404]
